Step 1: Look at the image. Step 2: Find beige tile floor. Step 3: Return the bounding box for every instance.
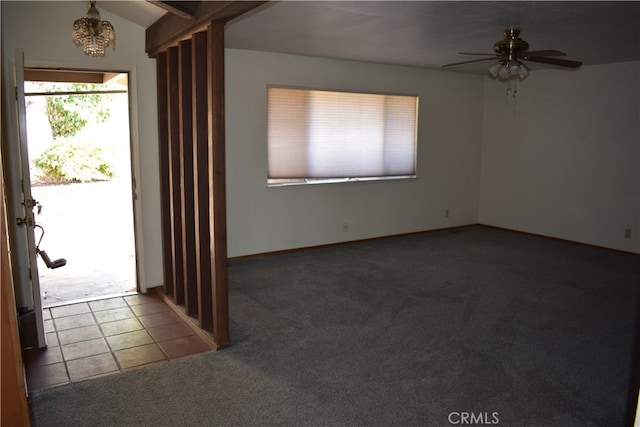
[23,293,213,391]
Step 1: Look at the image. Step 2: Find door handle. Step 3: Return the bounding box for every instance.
[24,197,38,210]
[16,216,34,227]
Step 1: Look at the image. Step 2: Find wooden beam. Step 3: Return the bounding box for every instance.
[179,39,198,316]
[155,52,174,299]
[146,1,268,56]
[23,69,103,84]
[149,1,198,20]
[167,46,185,305]
[207,21,230,347]
[192,30,214,332]
[102,72,128,86]
[22,69,126,86]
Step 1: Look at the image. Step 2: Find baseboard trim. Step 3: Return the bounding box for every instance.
[228,223,639,263]
[480,224,640,258]
[228,224,478,263]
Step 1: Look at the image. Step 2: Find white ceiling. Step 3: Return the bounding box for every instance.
[102,1,640,75]
[224,1,640,74]
[100,1,167,29]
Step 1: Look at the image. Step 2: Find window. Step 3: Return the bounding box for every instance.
[267,87,418,186]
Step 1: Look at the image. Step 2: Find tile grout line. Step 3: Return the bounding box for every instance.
[114,297,171,367]
[41,307,71,390]
[48,308,73,387]
[122,295,171,362]
[98,296,173,368]
[89,298,124,374]
[61,303,114,383]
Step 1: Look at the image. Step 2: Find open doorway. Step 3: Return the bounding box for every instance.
[23,69,138,306]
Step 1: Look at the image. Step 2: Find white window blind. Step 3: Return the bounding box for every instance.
[267,87,418,185]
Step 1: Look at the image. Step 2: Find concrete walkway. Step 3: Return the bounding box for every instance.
[31,180,137,306]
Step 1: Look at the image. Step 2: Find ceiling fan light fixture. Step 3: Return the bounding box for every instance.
[488,62,502,78]
[498,65,510,80]
[508,61,521,76]
[488,60,530,81]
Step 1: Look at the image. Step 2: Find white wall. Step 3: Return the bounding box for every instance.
[479,61,640,253]
[1,1,163,289]
[225,49,484,257]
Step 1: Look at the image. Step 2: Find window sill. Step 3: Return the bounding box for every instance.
[266,175,417,188]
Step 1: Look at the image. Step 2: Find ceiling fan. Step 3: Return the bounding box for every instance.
[443,28,583,80]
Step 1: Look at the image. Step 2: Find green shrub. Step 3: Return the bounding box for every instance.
[43,85,112,139]
[34,141,115,183]
[45,97,87,139]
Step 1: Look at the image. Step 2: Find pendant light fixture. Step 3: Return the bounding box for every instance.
[72,1,116,57]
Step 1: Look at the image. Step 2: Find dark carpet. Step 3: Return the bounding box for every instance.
[29,226,640,426]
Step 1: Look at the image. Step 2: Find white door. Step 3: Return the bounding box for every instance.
[5,49,46,348]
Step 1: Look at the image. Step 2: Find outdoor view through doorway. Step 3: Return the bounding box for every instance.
[24,71,137,306]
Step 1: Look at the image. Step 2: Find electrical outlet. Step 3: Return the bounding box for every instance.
[342,222,349,232]
[445,209,449,218]
[624,229,632,239]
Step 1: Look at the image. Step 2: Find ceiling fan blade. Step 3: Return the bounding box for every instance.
[526,56,583,68]
[522,50,566,58]
[442,56,498,68]
[457,52,496,56]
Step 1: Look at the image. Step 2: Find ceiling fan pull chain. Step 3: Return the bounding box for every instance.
[512,79,518,114]
[505,79,518,113]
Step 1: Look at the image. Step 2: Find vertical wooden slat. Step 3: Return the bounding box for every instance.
[155,52,174,298]
[207,21,230,347]
[179,39,197,316]
[167,46,184,305]
[192,30,214,332]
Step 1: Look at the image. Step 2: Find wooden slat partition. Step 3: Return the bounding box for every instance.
[152,21,230,347]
